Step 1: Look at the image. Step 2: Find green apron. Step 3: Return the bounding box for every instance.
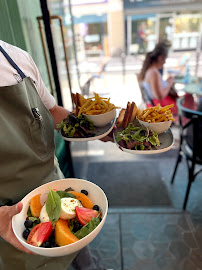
[0,46,77,270]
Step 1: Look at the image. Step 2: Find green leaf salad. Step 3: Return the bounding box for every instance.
[116,122,160,150]
[57,113,96,138]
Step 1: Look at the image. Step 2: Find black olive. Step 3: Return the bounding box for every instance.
[81,190,88,196]
[24,219,33,228]
[93,205,100,211]
[99,218,102,222]
[22,229,30,240]
[41,241,51,248]
[48,233,55,244]
[73,221,82,232]
[51,243,59,248]
[65,187,74,192]
[41,242,46,248]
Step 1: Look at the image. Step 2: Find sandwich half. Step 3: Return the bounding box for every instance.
[117,101,137,128]
[72,93,87,115]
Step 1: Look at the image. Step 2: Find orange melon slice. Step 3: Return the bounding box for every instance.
[68,191,93,209]
[55,219,79,246]
[30,194,42,218]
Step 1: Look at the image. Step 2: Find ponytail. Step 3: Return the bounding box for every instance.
[138,52,152,82]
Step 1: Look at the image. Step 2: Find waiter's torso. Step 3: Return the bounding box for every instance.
[0,45,55,204]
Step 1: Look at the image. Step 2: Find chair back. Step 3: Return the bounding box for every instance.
[138,81,155,106]
[177,97,202,160]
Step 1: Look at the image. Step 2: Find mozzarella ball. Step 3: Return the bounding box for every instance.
[60,197,83,220]
[39,204,50,223]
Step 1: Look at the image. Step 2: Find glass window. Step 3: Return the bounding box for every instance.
[131,17,156,53]
[174,15,200,33]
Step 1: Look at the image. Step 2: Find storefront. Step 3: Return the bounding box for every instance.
[71,0,124,58]
[73,14,108,58]
[172,13,201,50]
[127,14,157,54]
[124,0,202,54]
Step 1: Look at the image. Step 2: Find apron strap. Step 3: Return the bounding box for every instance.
[0,45,26,79]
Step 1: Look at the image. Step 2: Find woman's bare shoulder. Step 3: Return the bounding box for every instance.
[148,68,159,75]
[145,68,159,80]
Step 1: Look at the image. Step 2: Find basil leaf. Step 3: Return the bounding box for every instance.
[74,217,100,239]
[56,190,76,199]
[46,189,61,222]
[27,206,32,217]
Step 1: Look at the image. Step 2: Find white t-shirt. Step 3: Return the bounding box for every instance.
[0,40,56,110]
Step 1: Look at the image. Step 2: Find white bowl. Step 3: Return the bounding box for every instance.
[12,178,108,257]
[84,109,116,127]
[137,119,172,134]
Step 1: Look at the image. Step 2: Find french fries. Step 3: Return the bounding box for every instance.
[73,92,119,116]
[137,104,175,123]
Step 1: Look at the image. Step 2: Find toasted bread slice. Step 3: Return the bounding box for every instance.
[72,93,79,115]
[76,93,87,107]
[72,93,87,115]
[127,102,137,124]
[117,108,126,127]
[117,101,137,128]
[72,93,77,105]
[122,102,131,129]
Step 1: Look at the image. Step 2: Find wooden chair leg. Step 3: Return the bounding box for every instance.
[171,152,182,184]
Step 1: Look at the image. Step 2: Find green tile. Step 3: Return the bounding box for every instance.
[89,214,121,270]
[121,214,198,270]
[154,250,175,270]
[169,241,190,260]
[183,232,198,248]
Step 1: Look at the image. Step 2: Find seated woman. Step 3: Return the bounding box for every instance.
[138,42,178,115]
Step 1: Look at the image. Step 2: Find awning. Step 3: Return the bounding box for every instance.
[73,14,107,24]
[130,14,156,21]
[124,0,202,14]
[124,0,202,9]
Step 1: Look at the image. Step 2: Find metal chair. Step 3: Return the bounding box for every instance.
[138,81,155,107]
[171,97,202,210]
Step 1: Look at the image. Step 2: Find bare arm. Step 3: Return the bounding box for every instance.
[0,203,34,254]
[49,104,70,129]
[149,70,174,100]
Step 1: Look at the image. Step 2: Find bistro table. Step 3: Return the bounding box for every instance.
[175,75,202,97]
[183,83,202,96]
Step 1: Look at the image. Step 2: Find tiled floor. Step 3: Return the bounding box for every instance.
[65,67,202,269]
[88,211,202,270]
[67,124,202,270]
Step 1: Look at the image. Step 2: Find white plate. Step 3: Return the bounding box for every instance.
[60,115,116,142]
[113,126,174,155]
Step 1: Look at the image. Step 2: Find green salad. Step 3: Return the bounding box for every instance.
[57,113,95,138]
[116,122,160,150]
